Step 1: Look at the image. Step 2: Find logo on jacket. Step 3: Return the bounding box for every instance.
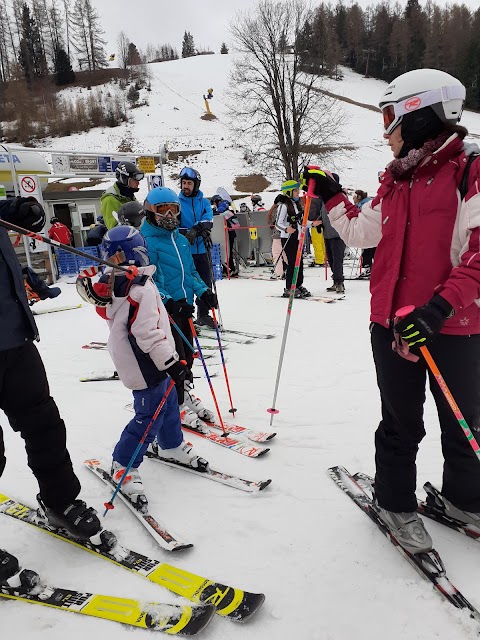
[404,96,422,111]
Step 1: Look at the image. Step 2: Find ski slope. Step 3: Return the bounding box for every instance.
[4,54,480,639]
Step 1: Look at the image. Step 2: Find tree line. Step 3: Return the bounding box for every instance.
[298,0,480,110]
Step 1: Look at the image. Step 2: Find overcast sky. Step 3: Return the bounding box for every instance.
[97,0,479,58]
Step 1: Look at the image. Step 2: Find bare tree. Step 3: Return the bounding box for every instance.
[229,0,344,180]
[117,30,130,68]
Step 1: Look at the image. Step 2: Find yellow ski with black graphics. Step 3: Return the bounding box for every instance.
[0,492,265,622]
[1,576,214,635]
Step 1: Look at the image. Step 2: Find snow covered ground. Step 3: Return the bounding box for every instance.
[3,54,480,639]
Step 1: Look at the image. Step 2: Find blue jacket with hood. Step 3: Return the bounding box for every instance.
[178,189,213,255]
[141,219,209,304]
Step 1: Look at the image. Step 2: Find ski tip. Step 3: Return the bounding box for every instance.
[171,542,194,552]
[259,479,272,491]
[226,591,266,622]
[265,432,277,441]
[256,448,270,457]
[180,603,216,635]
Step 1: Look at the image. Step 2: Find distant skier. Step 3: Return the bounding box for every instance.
[48,217,72,245]
[101,161,144,230]
[85,215,107,246]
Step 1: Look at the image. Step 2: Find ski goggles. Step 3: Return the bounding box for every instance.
[179,167,200,181]
[381,84,466,135]
[130,172,145,182]
[152,203,180,216]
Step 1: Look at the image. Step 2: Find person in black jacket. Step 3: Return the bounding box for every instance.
[0,196,115,557]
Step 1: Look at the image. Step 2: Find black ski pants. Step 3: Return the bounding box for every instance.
[192,252,212,318]
[281,234,304,289]
[171,314,195,380]
[324,237,345,284]
[371,323,480,513]
[0,342,81,510]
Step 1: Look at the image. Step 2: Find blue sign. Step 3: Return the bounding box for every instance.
[98,156,112,172]
[149,175,163,189]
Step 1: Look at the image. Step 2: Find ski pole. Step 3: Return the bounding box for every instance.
[0,219,137,276]
[103,377,177,516]
[188,318,228,434]
[267,177,318,426]
[396,305,480,463]
[168,316,197,355]
[270,234,290,277]
[211,308,237,416]
[206,244,224,330]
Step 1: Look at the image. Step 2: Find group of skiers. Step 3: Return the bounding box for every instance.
[2,66,480,605]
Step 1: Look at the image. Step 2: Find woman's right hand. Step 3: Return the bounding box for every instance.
[287,225,296,234]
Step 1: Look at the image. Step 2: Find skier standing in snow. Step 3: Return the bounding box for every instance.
[275,180,318,298]
[353,190,375,278]
[177,167,215,328]
[302,69,480,554]
[90,224,209,509]
[101,161,145,230]
[267,195,287,278]
[0,196,115,580]
[211,194,239,276]
[141,187,218,430]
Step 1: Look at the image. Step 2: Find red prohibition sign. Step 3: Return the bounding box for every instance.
[21,176,36,193]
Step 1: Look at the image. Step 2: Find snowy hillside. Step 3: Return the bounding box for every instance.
[3,55,480,640]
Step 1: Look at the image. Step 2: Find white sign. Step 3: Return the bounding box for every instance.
[148,174,163,190]
[18,174,41,199]
[52,154,70,173]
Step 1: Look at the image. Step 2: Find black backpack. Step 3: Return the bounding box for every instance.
[460,153,479,200]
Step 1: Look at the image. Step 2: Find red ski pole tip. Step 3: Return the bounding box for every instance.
[395,305,415,319]
[267,408,279,415]
[104,501,114,510]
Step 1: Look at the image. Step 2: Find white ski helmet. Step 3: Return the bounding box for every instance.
[379,69,466,136]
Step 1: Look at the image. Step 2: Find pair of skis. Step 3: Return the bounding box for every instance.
[269,295,345,303]
[83,341,223,352]
[329,466,480,627]
[0,492,264,635]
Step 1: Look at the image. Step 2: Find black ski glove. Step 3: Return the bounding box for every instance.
[185,228,197,245]
[200,288,218,309]
[167,360,188,404]
[173,299,195,319]
[9,197,46,232]
[300,167,343,203]
[394,295,454,350]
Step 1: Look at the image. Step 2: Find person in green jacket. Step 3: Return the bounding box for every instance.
[100,161,144,229]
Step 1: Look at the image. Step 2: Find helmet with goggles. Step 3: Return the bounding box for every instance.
[179,166,201,196]
[379,69,465,136]
[115,161,145,187]
[144,187,181,230]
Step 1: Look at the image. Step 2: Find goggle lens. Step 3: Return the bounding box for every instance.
[131,172,144,181]
[382,104,400,134]
[154,203,180,216]
[180,168,197,180]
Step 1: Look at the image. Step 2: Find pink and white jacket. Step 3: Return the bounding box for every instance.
[95,265,179,390]
[326,133,480,334]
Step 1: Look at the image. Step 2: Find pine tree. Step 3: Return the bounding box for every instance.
[18,3,48,84]
[220,42,228,54]
[182,31,195,58]
[70,0,107,72]
[54,45,75,85]
[127,42,142,65]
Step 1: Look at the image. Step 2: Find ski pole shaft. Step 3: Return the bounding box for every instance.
[168,316,196,354]
[188,318,227,434]
[268,180,317,425]
[0,219,133,275]
[420,345,480,461]
[103,378,176,516]
[211,308,236,416]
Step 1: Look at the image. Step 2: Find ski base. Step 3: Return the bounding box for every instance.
[1,571,214,635]
[328,466,480,622]
[198,327,275,340]
[0,493,265,621]
[33,304,82,315]
[146,447,272,493]
[85,459,193,552]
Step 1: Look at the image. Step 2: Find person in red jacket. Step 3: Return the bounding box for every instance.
[48,217,72,245]
[302,68,480,555]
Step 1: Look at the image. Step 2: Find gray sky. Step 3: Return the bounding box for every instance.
[97,0,479,59]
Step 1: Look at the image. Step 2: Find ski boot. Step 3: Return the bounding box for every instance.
[36,495,117,551]
[335,283,345,294]
[0,550,40,595]
[282,288,304,298]
[111,461,148,513]
[183,380,215,422]
[196,315,215,329]
[297,286,312,298]
[373,500,432,554]
[425,483,480,530]
[326,282,338,292]
[153,439,209,471]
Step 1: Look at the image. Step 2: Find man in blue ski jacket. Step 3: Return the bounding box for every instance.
[177,167,215,328]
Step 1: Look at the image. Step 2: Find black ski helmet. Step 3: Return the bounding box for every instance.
[179,167,201,196]
[117,201,145,228]
[251,194,263,205]
[50,216,59,224]
[115,161,145,187]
